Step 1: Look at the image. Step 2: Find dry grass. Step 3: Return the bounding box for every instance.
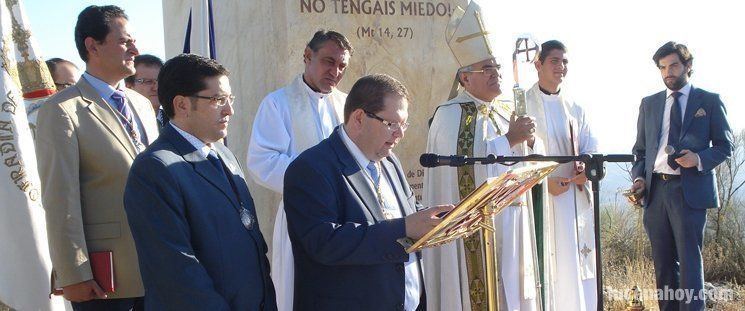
[603,257,657,310]
[602,206,658,310]
[712,284,745,311]
[601,205,744,310]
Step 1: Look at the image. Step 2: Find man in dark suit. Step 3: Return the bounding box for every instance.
[123,54,276,310]
[284,74,452,311]
[631,41,733,310]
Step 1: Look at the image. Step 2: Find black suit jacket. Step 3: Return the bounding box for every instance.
[284,127,424,311]
[124,124,277,310]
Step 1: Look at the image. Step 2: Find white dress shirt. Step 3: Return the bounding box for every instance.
[169,122,215,158]
[653,83,702,174]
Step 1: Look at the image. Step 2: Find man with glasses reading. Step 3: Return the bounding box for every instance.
[123,54,276,310]
[422,1,541,310]
[246,29,353,311]
[284,74,453,311]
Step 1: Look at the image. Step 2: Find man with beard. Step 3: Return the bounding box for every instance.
[630,41,732,310]
[525,40,599,310]
[246,30,352,311]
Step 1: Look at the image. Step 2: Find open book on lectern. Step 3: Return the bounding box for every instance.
[406,161,559,253]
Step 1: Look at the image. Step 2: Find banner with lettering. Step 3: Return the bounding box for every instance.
[0,1,66,310]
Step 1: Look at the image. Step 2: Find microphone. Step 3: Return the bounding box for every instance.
[601,154,637,163]
[420,153,498,167]
[421,153,636,168]
[663,145,683,161]
[664,145,676,155]
[419,153,465,167]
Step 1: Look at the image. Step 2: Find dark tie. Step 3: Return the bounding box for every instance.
[156,108,167,128]
[667,91,683,169]
[207,150,227,179]
[207,149,255,230]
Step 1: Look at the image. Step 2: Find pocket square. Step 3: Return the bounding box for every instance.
[694,108,706,117]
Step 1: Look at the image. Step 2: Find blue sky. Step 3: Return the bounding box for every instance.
[23,0,743,155]
[24,0,165,70]
[480,0,744,153]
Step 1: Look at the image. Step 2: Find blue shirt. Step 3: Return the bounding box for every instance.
[82,72,147,145]
[82,72,124,108]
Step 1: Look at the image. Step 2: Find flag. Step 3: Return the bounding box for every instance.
[10,0,55,138]
[0,0,56,137]
[183,0,226,145]
[183,0,217,59]
[0,1,66,310]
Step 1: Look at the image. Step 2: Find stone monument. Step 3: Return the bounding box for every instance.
[162,0,468,250]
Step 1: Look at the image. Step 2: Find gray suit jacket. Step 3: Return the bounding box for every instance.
[36,77,159,297]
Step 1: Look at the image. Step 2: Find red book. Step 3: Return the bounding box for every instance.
[51,251,115,295]
[89,251,115,292]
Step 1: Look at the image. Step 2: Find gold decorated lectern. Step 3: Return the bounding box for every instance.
[408,162,558,311]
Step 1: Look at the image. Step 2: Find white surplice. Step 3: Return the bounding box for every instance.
[423,91,544,311]
[526,83,599,311]
[246,74,345,311]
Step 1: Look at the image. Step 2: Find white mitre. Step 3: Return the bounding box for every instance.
[446,0,495,68]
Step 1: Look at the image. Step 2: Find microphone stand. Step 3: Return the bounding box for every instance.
[450,153,634,311]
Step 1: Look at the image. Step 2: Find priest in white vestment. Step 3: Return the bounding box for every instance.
[423,2,544,310]
[526,40,599,311]
[246,30,353,311]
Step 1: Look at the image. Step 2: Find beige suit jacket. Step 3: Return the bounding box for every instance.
[36,77,159,298]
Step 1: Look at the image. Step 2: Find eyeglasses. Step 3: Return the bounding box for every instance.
[466,66,500,76]
[134,78,158,86]
[191,94,235,107]
[364,110,409,132]
[54,82,74,90]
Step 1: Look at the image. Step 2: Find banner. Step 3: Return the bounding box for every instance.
[182,0,217,59]
[0,1,66,310]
